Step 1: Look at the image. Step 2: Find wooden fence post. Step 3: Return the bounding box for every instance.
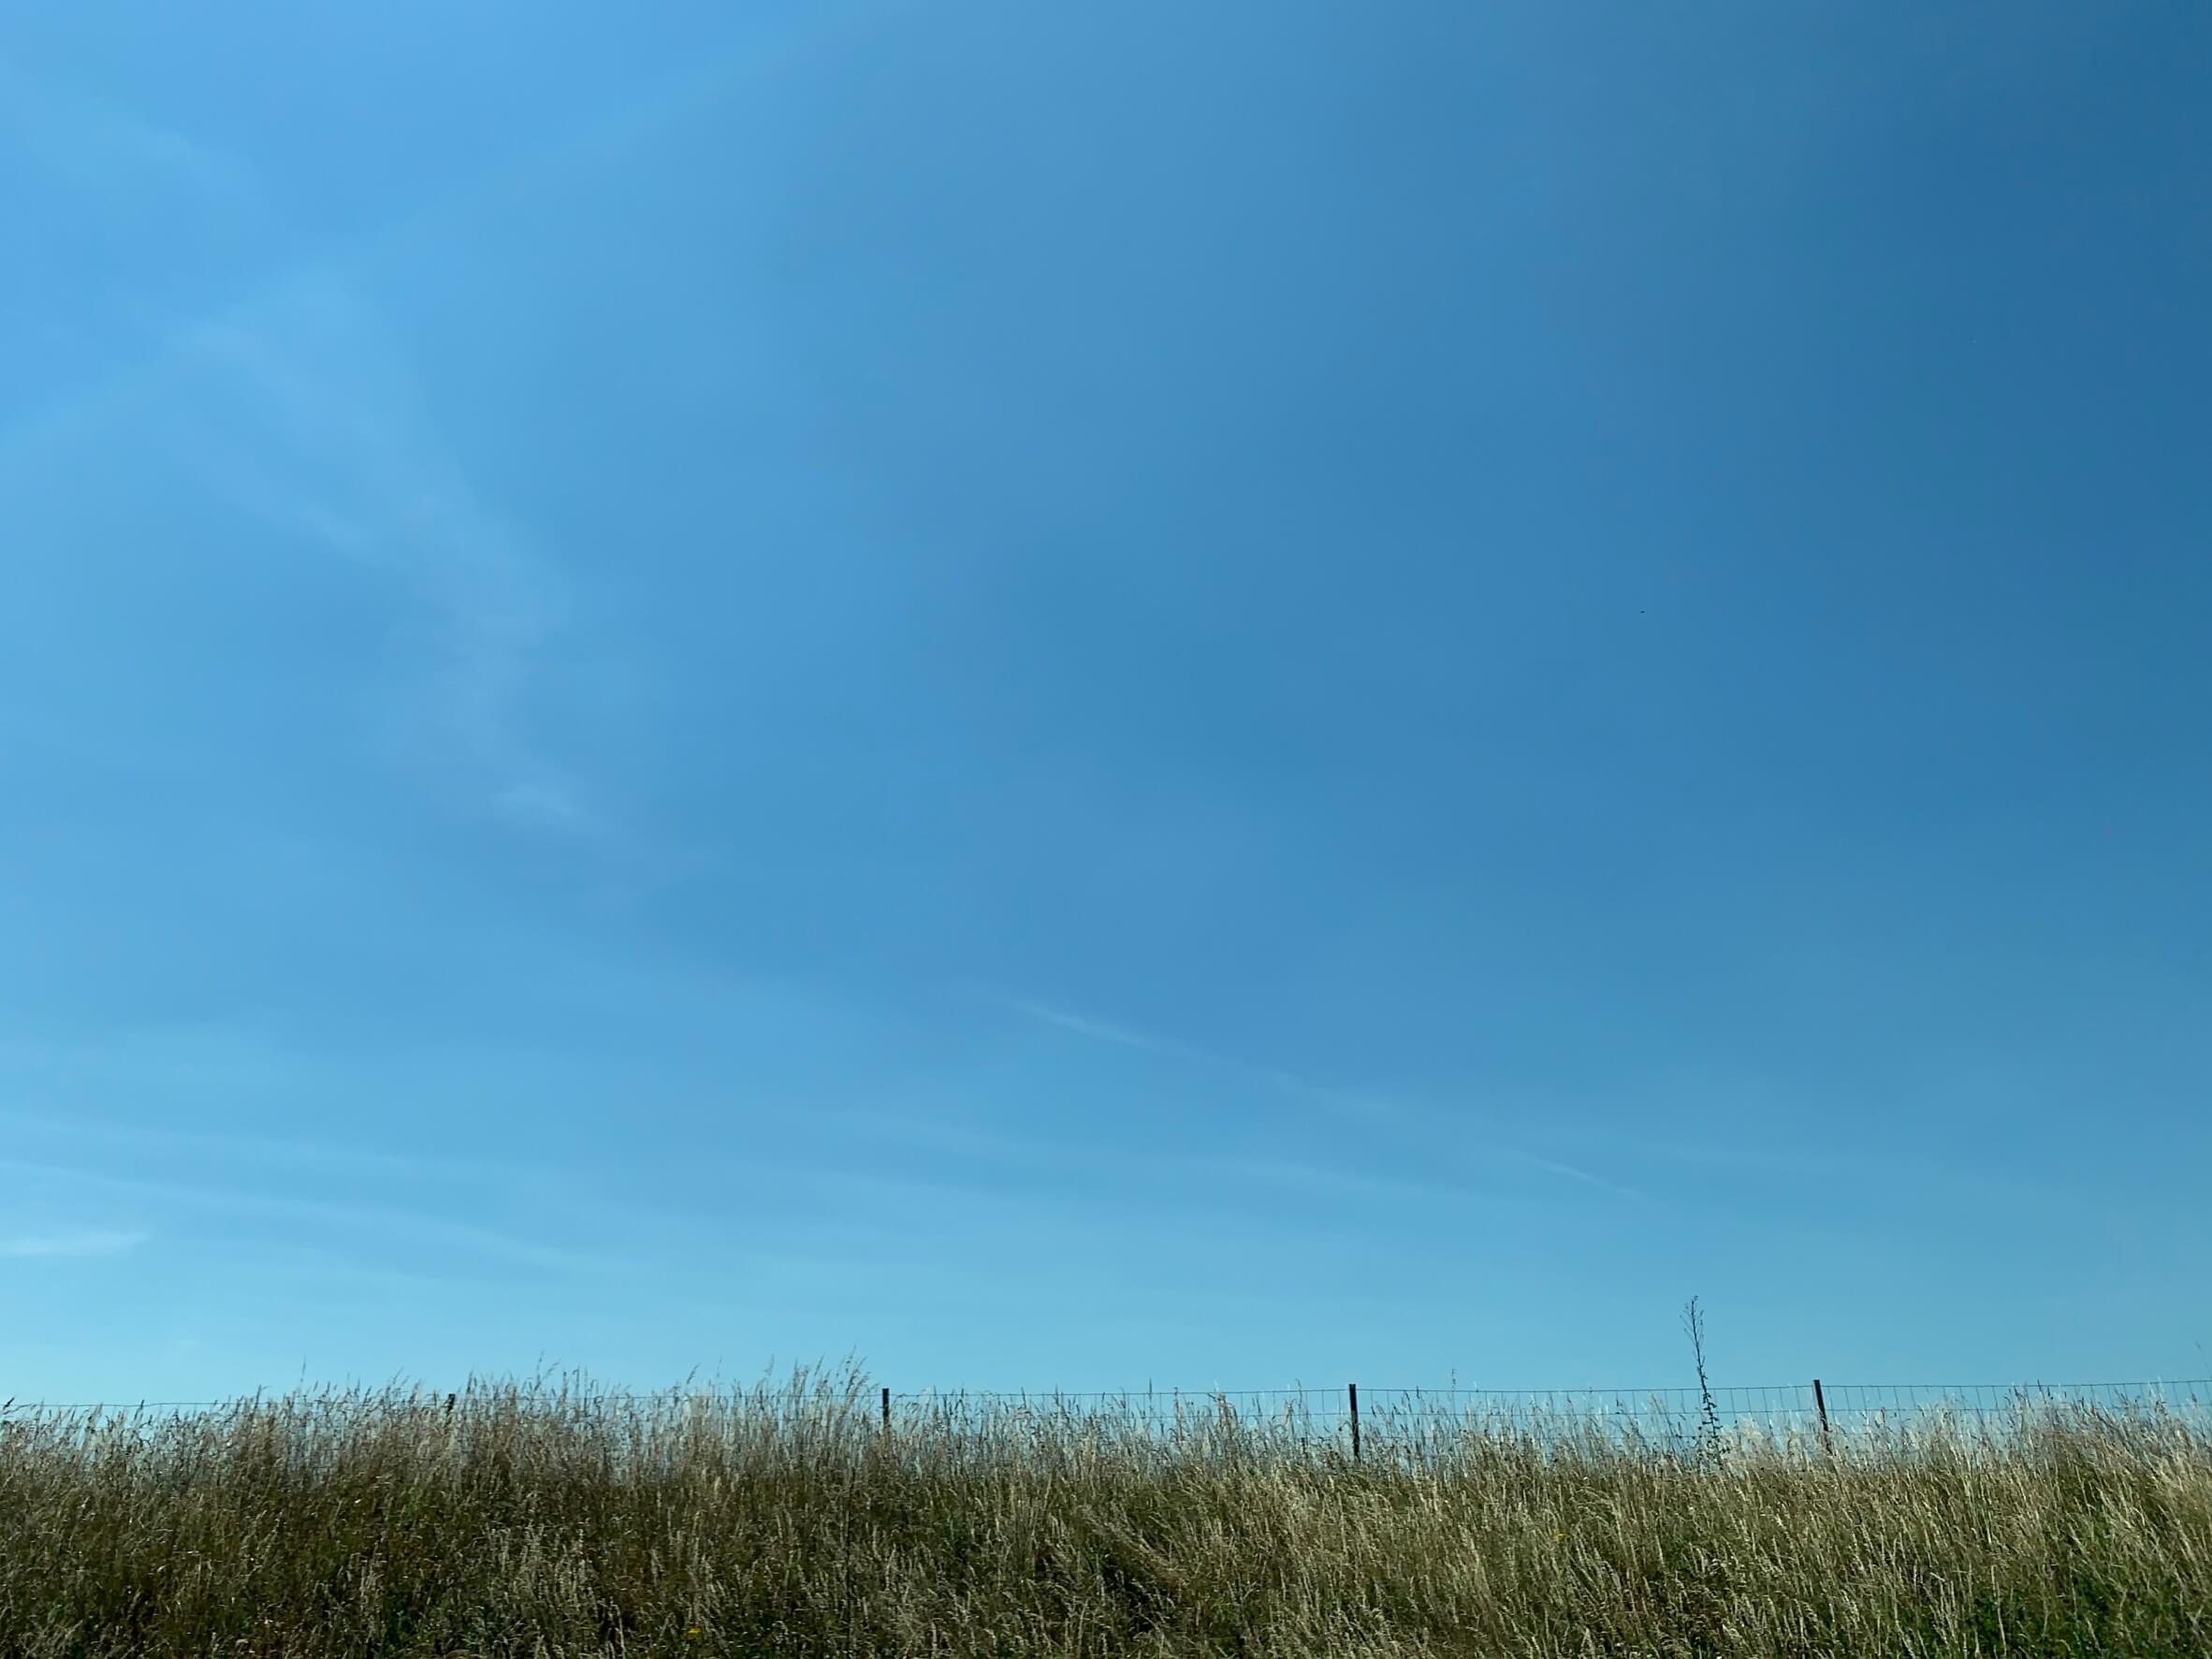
[881,1387,891,1438]
[1348,1383,1361,1464]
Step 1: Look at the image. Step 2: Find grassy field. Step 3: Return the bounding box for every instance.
[1,1361,2206,1657]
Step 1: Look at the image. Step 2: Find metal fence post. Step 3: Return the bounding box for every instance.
[1812,1378,1830,1454]
[1348,1383,1361,1464]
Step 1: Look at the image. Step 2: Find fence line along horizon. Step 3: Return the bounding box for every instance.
[10,1374,2208,1429]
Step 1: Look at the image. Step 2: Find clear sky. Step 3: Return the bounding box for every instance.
[3,1,2207,1411]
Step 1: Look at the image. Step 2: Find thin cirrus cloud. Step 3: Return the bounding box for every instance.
[1006,997,1647,1202]
[1008,997,1406,1121]
[1010,1002,2035,1209]
[1,70,586,835]
[171,286,591,836]
[0,1157,613,1279]
[0,5,917,837]
[0,39,783,838]
[0,7,866,465]
[0,50,257,216]
[0,1102,561,1191]
[0,1229,151,1259]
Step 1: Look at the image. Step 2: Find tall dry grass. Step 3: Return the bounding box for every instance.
[1,1360,2206,1657]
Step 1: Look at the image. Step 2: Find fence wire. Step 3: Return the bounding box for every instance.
[9,1378,2207,1459]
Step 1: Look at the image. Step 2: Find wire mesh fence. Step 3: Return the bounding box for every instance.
[870,1378,2212,1461]
[8,1376,2207,1466]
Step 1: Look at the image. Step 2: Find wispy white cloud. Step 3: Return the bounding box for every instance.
[1185,1155,1539,1210]
[1010,997,1407,1122]
[818,1102,1609,1222]
[0,52,258,211]
[0,5,898,460]
[1556,1125,2061,1207]
[0,1101,560,1190]
[1005,996,1648,1201]
[0,4,917,834]
[1008,1002,2048,1208]
[1007,999,1172,1056]
[0,80,576,837]
[167,277,591,833]
[0,1229,150,1259]
[0,1157,613,1277]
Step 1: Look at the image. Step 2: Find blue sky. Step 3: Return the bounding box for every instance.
[3,1,2207,1410]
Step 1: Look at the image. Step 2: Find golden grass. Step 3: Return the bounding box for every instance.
[1,1361,2206,1657]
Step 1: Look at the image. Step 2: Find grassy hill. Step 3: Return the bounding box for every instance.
[2,1361,2205,1656]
